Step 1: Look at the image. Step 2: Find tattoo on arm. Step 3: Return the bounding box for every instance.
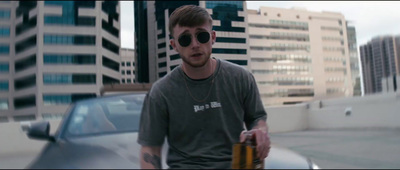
[143,153,161,169]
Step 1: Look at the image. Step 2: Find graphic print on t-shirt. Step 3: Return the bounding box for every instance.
[193,101,222,113]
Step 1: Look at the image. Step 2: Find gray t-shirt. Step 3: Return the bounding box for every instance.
[137,58,267,169]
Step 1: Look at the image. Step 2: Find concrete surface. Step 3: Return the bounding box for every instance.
[269,129,400,169]
[1,129,400,169]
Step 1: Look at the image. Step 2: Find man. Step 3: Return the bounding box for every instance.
[138,5,270,169]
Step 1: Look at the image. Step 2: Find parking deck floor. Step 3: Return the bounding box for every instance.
[269,129,400,169]
[1,129,400,169]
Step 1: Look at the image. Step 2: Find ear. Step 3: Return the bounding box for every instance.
[170,39,179,52]
[211,30,216,45]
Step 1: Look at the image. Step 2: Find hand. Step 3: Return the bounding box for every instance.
[239,129,271,160]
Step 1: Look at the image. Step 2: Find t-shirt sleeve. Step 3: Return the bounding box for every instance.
[242,72,267,130]
[137,91,168,146]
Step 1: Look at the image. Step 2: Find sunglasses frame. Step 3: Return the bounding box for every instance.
[177,31,211,47]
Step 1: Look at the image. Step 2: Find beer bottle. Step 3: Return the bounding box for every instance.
[232,132,264,169]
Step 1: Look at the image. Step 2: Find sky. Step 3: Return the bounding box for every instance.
[120,1,400,49]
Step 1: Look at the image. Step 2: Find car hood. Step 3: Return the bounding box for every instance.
[27,132,312,169]
[27,133,142,169]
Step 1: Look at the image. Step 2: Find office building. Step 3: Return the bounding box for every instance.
[248,7,354,106]
[0,1,121,122]
[360,35,400,94]
[134,1,250,83]
[0,1,11,123]
[120,48,135,84]
[346,24,361,96]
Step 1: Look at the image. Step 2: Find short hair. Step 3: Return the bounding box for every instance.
[169,5,213,37]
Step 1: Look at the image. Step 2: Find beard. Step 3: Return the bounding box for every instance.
[180,52,211,68]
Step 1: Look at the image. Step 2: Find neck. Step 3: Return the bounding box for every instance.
[182,58,215,80]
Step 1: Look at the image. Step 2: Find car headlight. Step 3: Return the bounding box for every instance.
[311,162,320,169]
[307,158,320,169]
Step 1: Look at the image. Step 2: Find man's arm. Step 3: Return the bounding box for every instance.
[240,119,271,160]
[140,146,162,169]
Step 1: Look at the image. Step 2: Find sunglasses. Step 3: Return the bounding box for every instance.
[177,31,211,47]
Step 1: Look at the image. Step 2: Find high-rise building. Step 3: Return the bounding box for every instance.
[346,23,361,96]
[120,48,135,84]
[0,1,12,123]
[134,1,250,83]
[248,7,354,106]
[0,1,121,122]
[360,35,400,94]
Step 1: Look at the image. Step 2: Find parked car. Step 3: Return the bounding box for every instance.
[25,91,319,169]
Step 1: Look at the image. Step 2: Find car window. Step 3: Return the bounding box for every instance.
[64,93,146,137]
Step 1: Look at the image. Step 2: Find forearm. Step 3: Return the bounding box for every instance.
[140,146,162,169]
[251,119,268,133]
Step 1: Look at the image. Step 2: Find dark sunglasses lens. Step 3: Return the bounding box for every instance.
[197,32,210,44]
[178,34,191,47]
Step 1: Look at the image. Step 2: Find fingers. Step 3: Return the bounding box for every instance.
[239,129,271,160]
[239,130,246,143]
[254,129,271,160]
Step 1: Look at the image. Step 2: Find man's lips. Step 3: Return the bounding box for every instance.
[191,53,202,57]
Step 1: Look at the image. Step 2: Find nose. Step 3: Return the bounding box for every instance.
[191,35,200,48]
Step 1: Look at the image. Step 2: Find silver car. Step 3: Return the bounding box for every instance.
[26,93,320,169]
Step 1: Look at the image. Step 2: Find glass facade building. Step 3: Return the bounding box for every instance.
[134,1,250,83]
[0,1,121,122]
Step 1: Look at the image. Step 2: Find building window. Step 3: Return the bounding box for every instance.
[158,43,166,49]
[102,19,118,37]
[15,35,37,54]
[121,62,125,66]
[216,37,246,44]
[0,27,10,37]
[121,70,125,75]
[0,81,8,91]
[43,74,96,85]
[264,12,267,16]
[277,13,281,17]
[170,54,180,60]
[121,79,125,83]
[0,45,9,55]
[13,115,36,122]
[158,52,166,59]
[44,35,95,45]
[44,54,96,65]
[0,63,9,73]
[127,70,131,75]
[0,99,8,110]
[14,74,36,90]
[102,38,119,55]
[102,56,120,72]
[42,113,64,120]
[45,16,95,26]
[103,75,119,84]
[16,16,37,36]
[212,48,246,54]
[15,54,36,72]
[14,95,36,109]
[170,65,178,71]
[158,62,166,68]
[127,79,131,83]
[227,60,247,66]
[16,1,37,17]
[43,93,96,106]
[44,1,95,26]
[158,72,167,78]
[126,62,131,67]
[0,10,10,20]
[206,1,243,11]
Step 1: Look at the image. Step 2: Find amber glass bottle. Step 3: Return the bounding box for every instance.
[232,132,264,169]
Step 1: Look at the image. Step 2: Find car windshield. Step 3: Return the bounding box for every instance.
[63,93,146,137]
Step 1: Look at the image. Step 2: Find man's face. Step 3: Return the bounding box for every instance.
[170,22,216,68]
